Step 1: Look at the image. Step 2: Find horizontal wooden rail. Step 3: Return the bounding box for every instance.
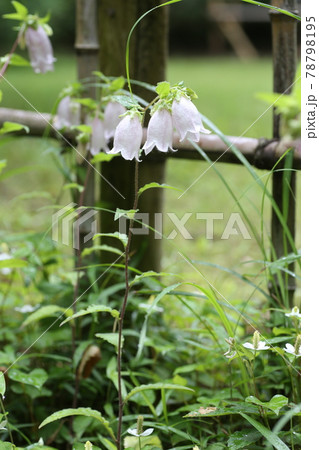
[0,107,300,170]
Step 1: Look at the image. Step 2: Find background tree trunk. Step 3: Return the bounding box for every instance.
[97,0,169,272]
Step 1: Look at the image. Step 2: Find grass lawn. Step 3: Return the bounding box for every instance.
[0,54,300,302]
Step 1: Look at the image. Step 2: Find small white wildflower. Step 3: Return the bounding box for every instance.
[0,252,12,275]
[243,331,269,351]
[127,428,154,437]
[284,335,301,357]
[285,306,301,319]
[15,304,38,313]
[25,24,56,74]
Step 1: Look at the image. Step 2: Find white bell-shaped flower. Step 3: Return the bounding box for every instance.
[103,101,127,140]
[172,95,210,142]
[109,113,143,161]
[143,108,176,155]
[89,116,108,155]
[25,25,56,74]
[55,96,81,129]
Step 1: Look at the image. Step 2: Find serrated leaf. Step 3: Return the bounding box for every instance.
[114,208,138,221]
[0,122,29,135]
[96,333,124,350]
[125,383,193,403]
[8,368,48,390]
[60,305,119,326]
[39,407,115,440]
[94,232,128,248]
[245,395,288,416]
[155,81,170,98]
[138,182,181,196]
[0,372,5,396]
[240,413,290,450]
[22,305,66,327]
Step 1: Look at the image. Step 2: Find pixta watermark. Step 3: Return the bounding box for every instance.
[52,203,98,249]
[118,212,251,240]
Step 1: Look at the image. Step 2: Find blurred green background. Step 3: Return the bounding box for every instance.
[0,1,300,302]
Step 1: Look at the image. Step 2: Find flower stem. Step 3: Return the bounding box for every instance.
[0,29,23,79]
[116,160,139,450]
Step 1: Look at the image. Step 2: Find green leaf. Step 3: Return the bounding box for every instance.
[63,183,84,193]
[227,430,261,449]
[241,0,300,20]
[0,122,29,135]
[82,244,124,257]
[240,413,290,450]
[94,232,128,248]
[136,282,182,359]
[0,372,5,396]
[124,382,194,403]
[138,182,182,196]
[0,53,30,67]
[114,208,138,221]
[91,152,117,164]
[110,76,126,92]
[0,257,27,270]
[98,434,117,450]
[8,368,48,390]
[39,407,115,440]
[245,395,288,416]
[60,304,119,326]
[124,435,162,450]
[96,333,124,350]
[22,305,66,327]
[155,81,170,98]
[185,403,260,418]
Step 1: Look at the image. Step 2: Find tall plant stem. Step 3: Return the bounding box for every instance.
[116,160,139,450]
[0,30,22,79]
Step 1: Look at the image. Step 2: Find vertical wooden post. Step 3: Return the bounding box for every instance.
[270,0,298,307]
[75,0,99,253]
[97,0,169,272]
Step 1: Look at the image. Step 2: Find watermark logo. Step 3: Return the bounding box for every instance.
[52,203,98,249]
[118,212,251,240]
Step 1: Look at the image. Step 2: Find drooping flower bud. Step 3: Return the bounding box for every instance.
[172,95,210,142]
[55,96,81,129]
[143,108,176,155]
[109,112,143,161]
[137,415,144,436]
[252,330,260,350]
[103,101,127,140]
[89,116,108,155]
[25,25,56,74]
